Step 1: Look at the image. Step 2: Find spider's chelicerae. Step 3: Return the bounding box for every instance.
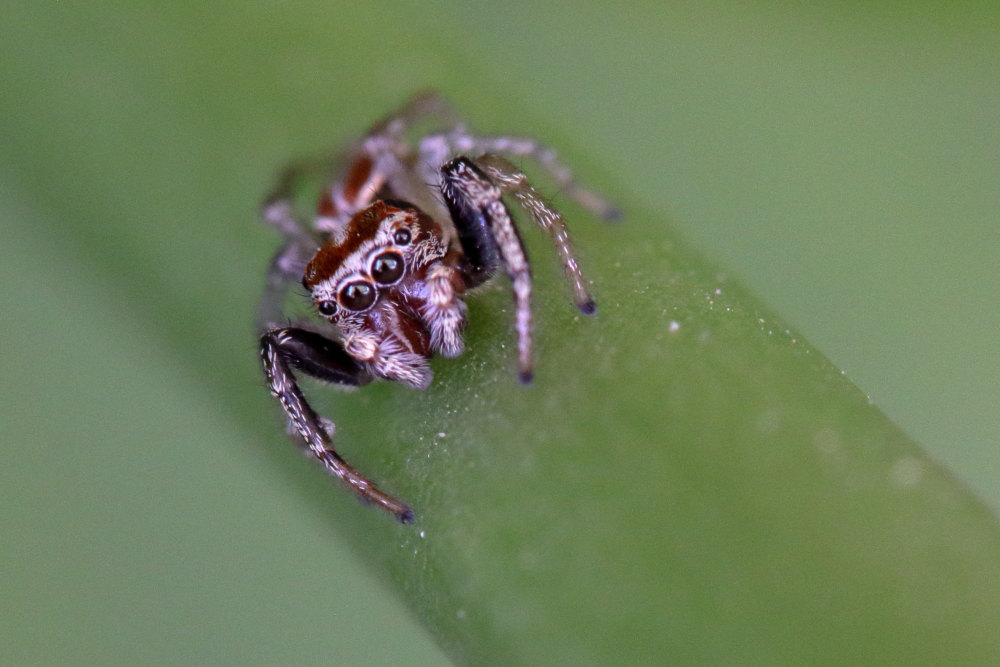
[258,93,617,522]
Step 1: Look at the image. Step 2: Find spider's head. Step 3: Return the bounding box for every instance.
[302,200,447,329]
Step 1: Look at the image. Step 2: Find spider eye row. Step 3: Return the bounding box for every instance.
[315,234,411,317]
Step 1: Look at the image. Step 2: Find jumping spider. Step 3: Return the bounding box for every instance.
[258,93,617,522]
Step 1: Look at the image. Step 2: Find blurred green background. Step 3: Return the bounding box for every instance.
[2,2,999,664]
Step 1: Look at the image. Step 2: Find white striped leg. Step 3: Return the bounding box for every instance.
[440,157,535,383]
[365,91,460,139]
[260,328,413,523]
[257,162,325,329]
[444,133,620,221]
[475,154,597,315]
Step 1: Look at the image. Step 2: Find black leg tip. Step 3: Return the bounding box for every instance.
[578,300,597,316]
[602,206,623,222]
[519,370,534,385]
[397,507,415,524]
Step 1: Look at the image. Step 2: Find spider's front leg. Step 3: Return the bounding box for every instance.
[474,154,597,315]
[440,156,597,383]
[440,157,535,383]
[260,327,414,523]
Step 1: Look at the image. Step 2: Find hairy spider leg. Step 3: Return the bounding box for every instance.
[257,241,315,330]
[472,154,597,314]
[257,160,330,329]
[260,327,414,523]
[419,130,621,222]
[359,100,457,225]
[365,91,461,139]
[440,157,535,383]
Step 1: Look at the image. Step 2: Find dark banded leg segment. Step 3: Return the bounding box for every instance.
[440,157,535,384]
[260,327,414,523]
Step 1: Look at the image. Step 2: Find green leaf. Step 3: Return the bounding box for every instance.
[3,2,1000,665]
[325,206,1000,664]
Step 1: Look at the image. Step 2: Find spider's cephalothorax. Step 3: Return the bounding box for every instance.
[303,200,464,390]
[258,93,617,522]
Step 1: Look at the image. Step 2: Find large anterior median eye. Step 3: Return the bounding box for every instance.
[339,280,375,311]
[370,251,405,285]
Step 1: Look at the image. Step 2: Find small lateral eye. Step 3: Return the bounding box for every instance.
[316,300,337,317]
[393,228,411,246]
[371,251,405,285]
[339,280,376,311]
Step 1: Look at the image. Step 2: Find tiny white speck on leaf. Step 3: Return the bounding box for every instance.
[890,457,924,488]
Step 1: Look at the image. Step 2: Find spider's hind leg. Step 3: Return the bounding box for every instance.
[366,91,460,139]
